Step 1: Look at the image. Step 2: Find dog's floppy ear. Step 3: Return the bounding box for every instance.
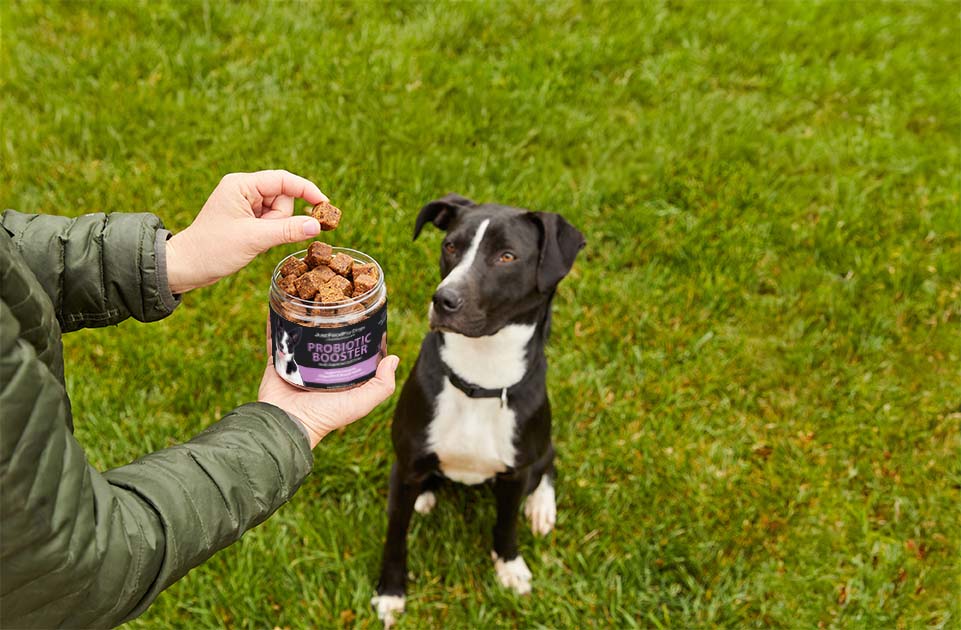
[531,212,586,293]
[413,193,476,240]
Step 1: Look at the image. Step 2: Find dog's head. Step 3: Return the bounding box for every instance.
[275,325,301,357]
[414,193,585,337]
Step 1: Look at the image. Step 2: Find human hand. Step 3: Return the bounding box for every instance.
[165,170,327,294]
[258,324,400,448]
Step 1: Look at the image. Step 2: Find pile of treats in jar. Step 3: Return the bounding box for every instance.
[276,201,379,307]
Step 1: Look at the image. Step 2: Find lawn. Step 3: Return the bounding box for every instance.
[2,1,959,628]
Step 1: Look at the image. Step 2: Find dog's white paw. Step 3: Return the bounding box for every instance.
[370,594,405,628]
[491,551,532,595]
[414,490,437,515]
[524,476,556,536]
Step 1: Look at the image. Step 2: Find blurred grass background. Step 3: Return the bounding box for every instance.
[2,1,959,628]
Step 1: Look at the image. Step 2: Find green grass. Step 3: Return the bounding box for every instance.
[3,1,959,628]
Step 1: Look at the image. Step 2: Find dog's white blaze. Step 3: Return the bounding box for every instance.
[441,324,536,389]
[437,218,490,290]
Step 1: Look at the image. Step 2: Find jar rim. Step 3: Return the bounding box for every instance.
[270,246,385,312]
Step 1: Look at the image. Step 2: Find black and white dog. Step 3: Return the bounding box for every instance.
[371,194,585,626]
[273,325,304,387]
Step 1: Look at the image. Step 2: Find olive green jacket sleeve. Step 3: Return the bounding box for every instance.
[0,219,315,628]
[1,209,180,332]
[0,307,314,626]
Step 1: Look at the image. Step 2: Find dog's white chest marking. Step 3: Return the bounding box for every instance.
[427,324,536,485]
[428,383,517,485]
[440,324,535,389]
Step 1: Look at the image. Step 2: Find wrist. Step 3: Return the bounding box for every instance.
[286,410,325,449]
[165,234,193,295]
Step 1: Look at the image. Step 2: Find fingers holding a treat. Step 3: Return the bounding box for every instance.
[247,169,329,217]
[247,187,340,254]
[166,170,337,293]
[310,200,342,231]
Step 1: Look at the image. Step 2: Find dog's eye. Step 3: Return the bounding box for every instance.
[444,242,457,255]
[498,252,516,263]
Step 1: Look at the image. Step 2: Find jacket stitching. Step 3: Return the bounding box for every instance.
[75,477,149,626]
[65,309,121,323]
[124,494,148,609]
[0,428,98,611]
[57,219,72,321]
[98,215,107,319]
[136,222,146,318]
[254,404,312,475]
[106,471,182,596]
[254,428,290,498]
[272,421,311,483]
[186,449,237,529]
[15,214,39,249]
[282,419,313,474]
[164,461,211,552]
[235,446,269,513]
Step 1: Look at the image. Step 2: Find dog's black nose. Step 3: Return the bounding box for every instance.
[433,288,464,314]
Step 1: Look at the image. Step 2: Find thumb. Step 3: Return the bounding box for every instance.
[349,355,400,418]
[249,216,321,251]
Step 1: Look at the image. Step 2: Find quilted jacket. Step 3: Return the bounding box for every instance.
[0,210,313,628]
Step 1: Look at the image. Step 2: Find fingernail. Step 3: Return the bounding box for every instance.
[302,218,321,237]
[391,356,400,370]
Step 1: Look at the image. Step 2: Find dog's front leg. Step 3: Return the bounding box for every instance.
[490,474,533,595]
[372,462,420,627]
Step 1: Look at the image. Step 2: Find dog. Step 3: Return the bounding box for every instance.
[371,194,585,626]
[273,323,304,387]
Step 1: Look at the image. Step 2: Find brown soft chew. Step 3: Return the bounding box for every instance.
[352,263,379,281]
[295,268,330,301]
[353,273,377,295]
[278,275,299,297]
[310,201,342,231]
[280,257,308,278]
[325,275,353,298]
[311,264,337,284]
[328,252,353,277]
[316,283,348,304]
[305,241,333,268]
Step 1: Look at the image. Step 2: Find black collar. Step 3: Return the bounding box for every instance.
[439,354,543,407]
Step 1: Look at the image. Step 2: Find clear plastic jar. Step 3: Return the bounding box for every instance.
[268,247,387,391]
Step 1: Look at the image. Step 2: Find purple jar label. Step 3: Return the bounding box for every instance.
[270,302,387,389]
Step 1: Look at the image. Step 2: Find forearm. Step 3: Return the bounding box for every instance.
[102,403,314,624]
[1,209,180,331]
[2,394,313,628]
[1,297,313,626]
